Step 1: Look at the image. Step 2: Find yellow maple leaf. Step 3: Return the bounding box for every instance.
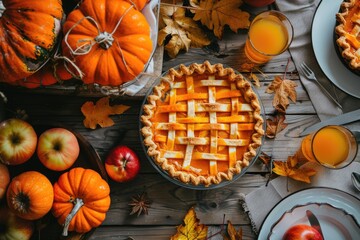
[273,155,317,183]
[81,97,130,129]
[158,6,211,58]
[191,0,250,39]
[265,76,298,113]
[171,207,208,240]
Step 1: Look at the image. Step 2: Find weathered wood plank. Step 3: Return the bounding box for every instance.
[104,173,268,226]
[90,225,256,240]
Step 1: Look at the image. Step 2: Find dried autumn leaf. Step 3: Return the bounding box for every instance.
[273,155,317,183]
[258,151,272,166]
[223,220,242,240]
[191,0,250,39]
[81,97,130,129]
[171,207,208,240]
[265,114,288,138]
[266,76,298,113]
[248,72,260,87]
[158,6,211,58]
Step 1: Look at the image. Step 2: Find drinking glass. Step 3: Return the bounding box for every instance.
[296,125,359,169]
[244,10,294,64]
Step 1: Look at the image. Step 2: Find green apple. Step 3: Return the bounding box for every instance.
[0,118,37,165]
[37,128,80,171]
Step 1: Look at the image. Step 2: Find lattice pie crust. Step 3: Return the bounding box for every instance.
[335,0,360,71]
[141,61,264,187]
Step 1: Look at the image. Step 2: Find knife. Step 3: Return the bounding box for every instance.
[306,210,324,239]
[299,108,360,137]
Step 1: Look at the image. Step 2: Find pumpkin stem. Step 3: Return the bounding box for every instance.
[95,32,114,50]
[62,198,84,236]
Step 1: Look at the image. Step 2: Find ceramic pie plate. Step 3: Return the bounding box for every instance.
[311,0,360,98]
[268,203,360,239]
[258,187,360,239]
[139,63,266,190]
[7,123,107,240]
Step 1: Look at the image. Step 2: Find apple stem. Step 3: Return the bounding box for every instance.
[62,198,84,236]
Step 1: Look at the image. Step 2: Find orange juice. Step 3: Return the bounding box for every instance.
[244,11,293,64]
[249,18,288,55]
[312,126,350,167]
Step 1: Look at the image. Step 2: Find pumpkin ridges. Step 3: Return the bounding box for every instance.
[62,0,152,86]
[0,0,63,82]
[52,167,111,235]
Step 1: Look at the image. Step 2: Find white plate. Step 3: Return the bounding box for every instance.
[258,188,360,239]
[268,203,360,239]
[312,0,360,99]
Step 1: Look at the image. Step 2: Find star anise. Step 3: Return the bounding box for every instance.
[129,192,151,217]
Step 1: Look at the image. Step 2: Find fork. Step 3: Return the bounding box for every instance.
[299,62,342,109]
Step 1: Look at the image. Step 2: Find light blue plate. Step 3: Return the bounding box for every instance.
[258,187,360,239]
[312,0,360,99]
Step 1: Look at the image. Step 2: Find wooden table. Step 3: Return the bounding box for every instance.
[0,3,326,240]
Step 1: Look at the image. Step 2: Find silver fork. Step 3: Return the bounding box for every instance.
[299,62,342,109]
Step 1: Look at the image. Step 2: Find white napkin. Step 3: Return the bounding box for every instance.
[276,0,360,120]
[240,161,360,234]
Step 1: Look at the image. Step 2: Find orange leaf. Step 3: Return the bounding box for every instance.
[258,151,272,166]
[81,97,130,129]
[223,220,242,240]
[272,155,317,183]
[191,0,250,39]
[171,207,208,240]
[265,114,288,138]
[266,76,297,113]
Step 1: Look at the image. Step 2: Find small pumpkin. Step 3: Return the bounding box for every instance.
[6,171,54,220]
[0,0,64,83]
[15,59,74,89]
[62,0,152,86]
[52,167,111,236]
[0,163,10,199]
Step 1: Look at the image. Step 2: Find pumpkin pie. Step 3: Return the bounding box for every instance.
[335,0,360,71]
[140,61,264,187]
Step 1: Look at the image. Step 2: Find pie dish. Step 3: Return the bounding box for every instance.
[140,61,264,187]
[335,0,360,71]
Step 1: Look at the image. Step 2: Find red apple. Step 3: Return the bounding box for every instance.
[0,163,10,199]
[0,206,34,240]
[244,0,275,7]
[105,146,140,182]
[37,128,80,171]
[0,118,37,165]
[283,224,323,240]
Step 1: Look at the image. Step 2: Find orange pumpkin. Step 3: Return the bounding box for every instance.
[52,167,111,236]
[15,59,74,89]
[6,171,54,220]
[0,0,64,83]
[62,0,152,86]
[126,0,149,10]
[0,163,10,199]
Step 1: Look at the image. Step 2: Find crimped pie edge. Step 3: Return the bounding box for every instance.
[335,0,360,70]
[140,61,265,187]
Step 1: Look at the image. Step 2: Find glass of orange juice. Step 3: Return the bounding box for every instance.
[297,125,359,169]
[244,10,294,64]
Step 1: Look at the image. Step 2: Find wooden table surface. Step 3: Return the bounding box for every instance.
[0,2,331,240]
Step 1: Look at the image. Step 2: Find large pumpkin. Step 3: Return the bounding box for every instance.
[52,167,111,236]
[62,0,152,86]
[0,0,63,83]
[6,171,54,220]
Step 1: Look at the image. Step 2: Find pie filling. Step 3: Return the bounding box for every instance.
[336,0,360,70]
[141,62,264,187]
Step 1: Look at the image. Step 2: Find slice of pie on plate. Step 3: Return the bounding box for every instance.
[140,61,264,187]
[335,0,360,71]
